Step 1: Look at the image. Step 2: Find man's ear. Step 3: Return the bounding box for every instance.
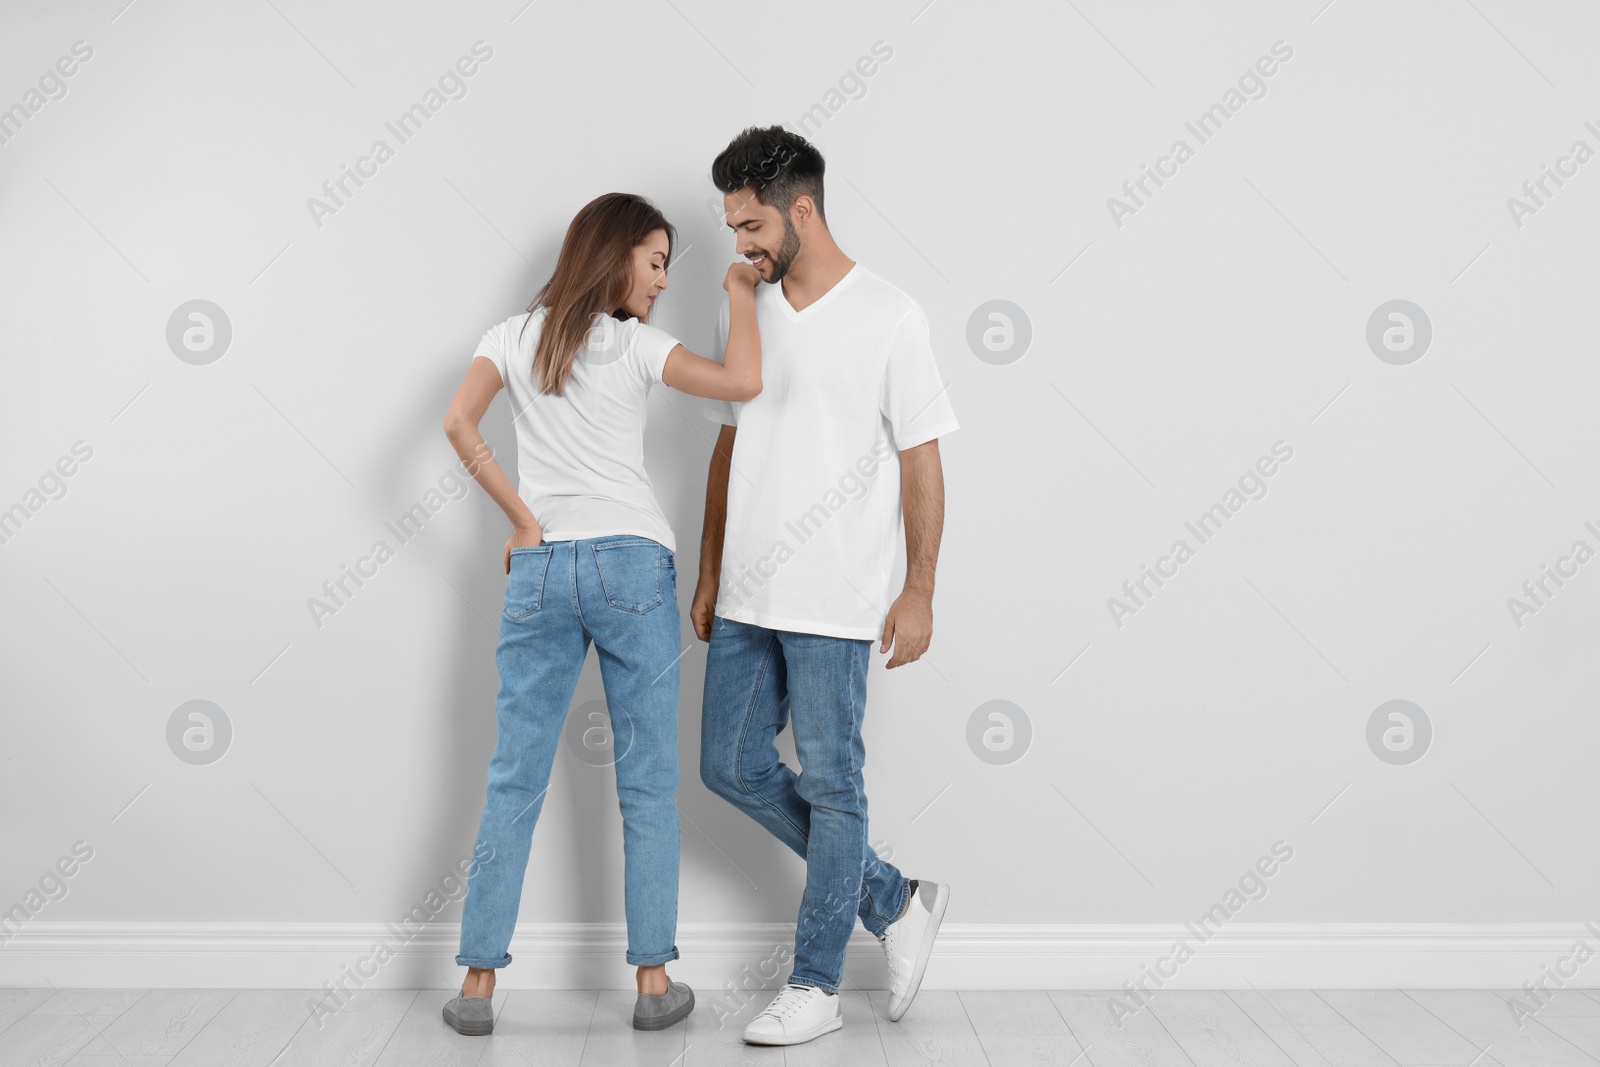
[791,194,816,227]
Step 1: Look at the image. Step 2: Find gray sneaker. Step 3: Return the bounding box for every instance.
[442,994,494,1036]
[633,979,695,1031]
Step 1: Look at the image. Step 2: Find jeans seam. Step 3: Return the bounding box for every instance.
[837,643,876,953]
[568,541,587,629]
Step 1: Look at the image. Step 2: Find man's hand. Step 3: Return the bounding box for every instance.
[691,576,719,642]
[880,588,933,667]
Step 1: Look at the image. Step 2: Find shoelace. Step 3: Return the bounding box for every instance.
[880,925,914,977]
[759,985,815,1020]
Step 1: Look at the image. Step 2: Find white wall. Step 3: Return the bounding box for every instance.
[3,0,1598,989]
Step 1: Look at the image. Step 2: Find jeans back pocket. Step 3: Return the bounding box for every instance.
[592,540,666,614]
[504,545,554,621]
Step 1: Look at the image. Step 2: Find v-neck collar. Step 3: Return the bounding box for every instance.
[774,262,862,321]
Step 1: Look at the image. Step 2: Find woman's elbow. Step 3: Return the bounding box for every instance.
[732,376,763,402]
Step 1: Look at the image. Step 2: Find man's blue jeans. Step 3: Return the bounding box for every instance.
[699,615,910,992]
[458,535,683,970]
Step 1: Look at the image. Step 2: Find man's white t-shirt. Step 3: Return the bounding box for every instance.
[704,264,959,640]
[474,307,680,552]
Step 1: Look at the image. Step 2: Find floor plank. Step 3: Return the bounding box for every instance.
[1315,990,1483,1064]
[371,990,486,1067]
[1229,1024,1334,1067]
[787,990,887,1067]
[0,1014,106,1067]
[0,988,1584,1067]
[958,990,1074,1037]
[31,990,149,1017]
[576,991,686,1067]
[166,989,312,1067]
[681,990,788,1067]
[315,988,428,1014]
[1403,988,1598,1067]
[478,990,596,1067]
[1533,1014,1600,1060]
[870,990,987,1067]
[0,988,57,1035]
[1297,1021,1462,1067]
[268,1003,410,1067]
[1493,988,1600,1017]
[87,990,235,1059]
[1229,991,1344,1031]
[1048,990,1197,1067]
[977,1034,1094,1066]
[1147,990,1296,1066]
[1220,993,1340,1067]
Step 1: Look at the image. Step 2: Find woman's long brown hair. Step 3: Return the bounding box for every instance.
[519,192,675,395]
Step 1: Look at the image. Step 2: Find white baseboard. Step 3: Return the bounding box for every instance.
[1,922,1594,991]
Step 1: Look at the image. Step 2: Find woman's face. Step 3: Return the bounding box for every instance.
[621,229,670,319]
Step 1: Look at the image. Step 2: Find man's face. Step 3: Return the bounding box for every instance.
[723,188,801,284]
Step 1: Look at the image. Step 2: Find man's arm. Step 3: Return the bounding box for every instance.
[692,424,737,641]
[881,438,945,667]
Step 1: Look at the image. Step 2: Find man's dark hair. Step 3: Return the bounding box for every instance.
[711,125,826,222]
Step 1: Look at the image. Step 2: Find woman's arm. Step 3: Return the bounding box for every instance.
[661,262,762,401]
[443,356,543,572]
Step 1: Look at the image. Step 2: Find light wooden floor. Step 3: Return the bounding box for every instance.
[2,985,1597,1066]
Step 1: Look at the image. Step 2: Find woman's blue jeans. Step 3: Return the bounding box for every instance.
[457,535,682,969]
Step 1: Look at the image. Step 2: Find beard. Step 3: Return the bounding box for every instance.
[762,213,802,284]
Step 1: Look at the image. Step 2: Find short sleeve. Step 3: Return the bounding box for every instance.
[702,296,739,426]
[881,303,959,450]
[472,320,508,381]
[628,320,680,385]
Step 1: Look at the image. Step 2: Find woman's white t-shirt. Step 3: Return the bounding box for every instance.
[472,307,681,552]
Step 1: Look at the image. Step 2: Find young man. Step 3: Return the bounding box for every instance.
[693,126,959,1047]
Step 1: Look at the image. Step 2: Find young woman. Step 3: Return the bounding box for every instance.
[440,192,761,1036]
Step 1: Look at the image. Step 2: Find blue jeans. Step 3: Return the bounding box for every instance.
[699,616,910,992]
[457,535,683,969]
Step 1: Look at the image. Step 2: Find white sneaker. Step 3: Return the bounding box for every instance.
[880,879,950,1022]
[741,983,843,1045]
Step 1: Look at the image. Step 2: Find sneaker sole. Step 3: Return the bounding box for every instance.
[633,989,695,1031]
[442,1010,493,1036]
[887,882,950,1022]
[742,1015,843,1046]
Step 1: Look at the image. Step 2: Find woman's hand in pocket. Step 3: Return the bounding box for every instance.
[504,525,544,573]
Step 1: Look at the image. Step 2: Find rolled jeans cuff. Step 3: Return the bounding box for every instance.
[786,975,839,995]
[863,879,911,938]
[455,953,511,969]
[627,945,681,967]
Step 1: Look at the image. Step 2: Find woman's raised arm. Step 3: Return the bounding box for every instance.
[661,262,762,402]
